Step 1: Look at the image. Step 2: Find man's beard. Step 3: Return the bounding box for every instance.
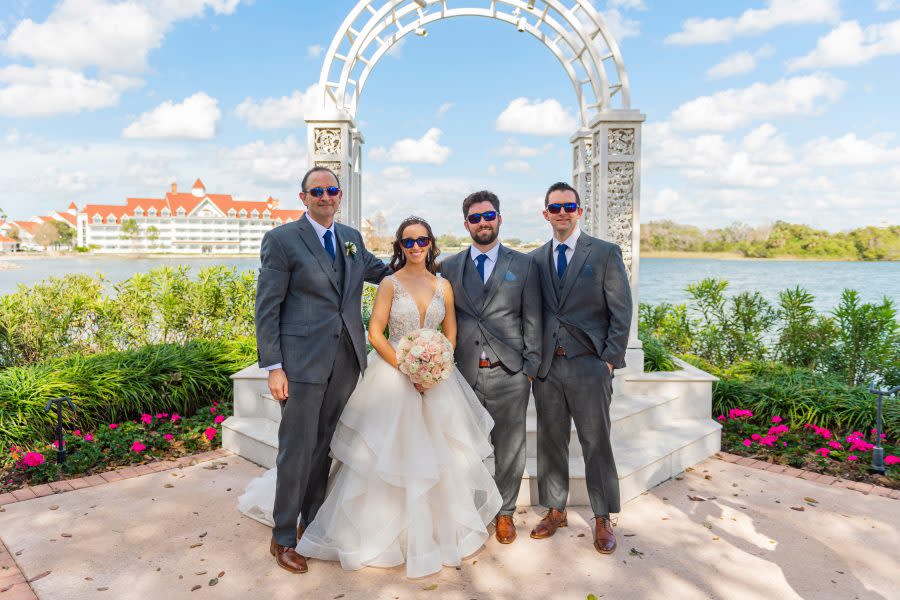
[471,227,498,245]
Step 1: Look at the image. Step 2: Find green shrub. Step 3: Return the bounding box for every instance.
[639,331,677,372]
[775,286,838,369]
[823,290,899,387]
[0,338,255,451]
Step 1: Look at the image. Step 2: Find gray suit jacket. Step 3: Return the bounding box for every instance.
[441,244,542,387]
[254,217,390,384]
[533,232,632,378]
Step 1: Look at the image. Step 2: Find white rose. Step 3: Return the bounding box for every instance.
[410,345,424,357]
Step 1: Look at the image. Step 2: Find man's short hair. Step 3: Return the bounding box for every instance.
[544,181,580,207]
[462,190,500,217]
[301,166,340,192]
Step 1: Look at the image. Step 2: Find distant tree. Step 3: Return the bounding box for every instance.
[146,226,160,248]
[7,226,20,241]
[0,207,7,220]
[34,222,60,249]
[53,221,75,248]
[504,237,523,247]
[120,218,140,241]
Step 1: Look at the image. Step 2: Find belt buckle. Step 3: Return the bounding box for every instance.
[479,358,491,368]
[554,346,567,357]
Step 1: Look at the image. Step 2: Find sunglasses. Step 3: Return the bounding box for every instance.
[467,210,498,224]
[546,202,579,214]
[400,237,432,249]
[306,186,341,198]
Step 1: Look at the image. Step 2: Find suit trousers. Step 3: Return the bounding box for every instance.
[272,329,360,547]
[473,365,531,516]
[533,354,620,516]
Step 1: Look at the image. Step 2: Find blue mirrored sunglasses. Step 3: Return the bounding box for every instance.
[467,211,498,224]
[547,202,579,214]
[401,237,432,249]
[306,186,341,198]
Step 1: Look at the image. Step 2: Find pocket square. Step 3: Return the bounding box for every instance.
[504,271,518,282]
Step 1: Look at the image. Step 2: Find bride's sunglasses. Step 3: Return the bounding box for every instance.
[306,186,341,198]
[466,211,498,224]
[400,237,432,249]
[546,202,579,214]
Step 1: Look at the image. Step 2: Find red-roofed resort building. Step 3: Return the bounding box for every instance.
[76,179,304,254]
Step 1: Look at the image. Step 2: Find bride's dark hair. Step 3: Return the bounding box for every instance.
[389,216,440,274]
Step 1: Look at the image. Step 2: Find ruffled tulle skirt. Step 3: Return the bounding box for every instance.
[238,351,502,578]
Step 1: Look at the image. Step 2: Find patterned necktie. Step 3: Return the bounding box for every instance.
[323,229,336,261]
[475,254,488,283]
[556,243,568,278]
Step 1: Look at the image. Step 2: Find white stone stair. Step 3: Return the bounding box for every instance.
[224,358,721,507]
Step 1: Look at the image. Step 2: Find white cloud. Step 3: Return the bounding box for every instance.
[0,65,141,117]
[498,139,554,158]
[234,84,322,129]
[787,20,900,70]
[4,129,21,144]
[608,0,646,10]
[503,160,532,173]
[496,98,578,136]
[878,1,900,11]
[307,44,324,59]
[3,0,243,72]
[436,102,454,118]
[803,133,900,166]
[122,92,221,140]
[225,135,308,186]
[706,45,775,79]
[665,0,840,45]
[598,9,640,41]
[369,128,452,165]
[382,166,412,179]
[670,74,845,132]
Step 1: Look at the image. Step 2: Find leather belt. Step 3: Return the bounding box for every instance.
[479,359,502,368]
[554,346,594,358]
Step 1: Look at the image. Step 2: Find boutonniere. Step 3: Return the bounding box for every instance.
[345,241,357,258]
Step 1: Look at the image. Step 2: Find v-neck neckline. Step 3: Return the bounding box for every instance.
[393,275,440,329]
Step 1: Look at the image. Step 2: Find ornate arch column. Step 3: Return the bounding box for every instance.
[305,112,363,228]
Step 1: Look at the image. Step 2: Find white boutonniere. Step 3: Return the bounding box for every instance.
[345,241,357,258]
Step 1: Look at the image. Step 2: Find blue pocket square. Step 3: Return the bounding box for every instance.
[504,271,518,282]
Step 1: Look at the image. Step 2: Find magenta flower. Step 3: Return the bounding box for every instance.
[751,433,761,441]
[51,440,60,448]
[827,441,843,450]
[759,435,777,447]
[140,414,153,425]
[716,415,726,422]
[155,413,169,419]
[782,442,788,447]
[109,423,118,429]
[885,455,899,466]
[847,455,859,462]
[210,406,217,414]
[743,439,753,447]
[203,427,217,441]
[771,415,783,424]
[73,429,82,436]
[768,425,790,436]
[22,452,45,467]
[164,434,174,441]
[130,441,147,453]
[728,408,754,420]
[815,448,830,457]
[170,414,182,423]
[214,414,225,424]
[85,434,94,442]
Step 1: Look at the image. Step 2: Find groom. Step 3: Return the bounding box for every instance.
[255,166,391,573]
[530,181,632,554]
[440,190,542,544]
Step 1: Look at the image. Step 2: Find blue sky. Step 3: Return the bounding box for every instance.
[1,0,899,241]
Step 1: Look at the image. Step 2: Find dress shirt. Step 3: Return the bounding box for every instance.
[551,226,581,267]
[469,242,500,283]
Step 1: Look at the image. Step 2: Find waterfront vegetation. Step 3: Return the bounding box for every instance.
[1,267,898,489]
[641,220,900,261]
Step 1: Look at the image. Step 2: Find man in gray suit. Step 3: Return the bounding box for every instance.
[439,190,542,544]
[529,181,632,555]
[255,166,390,573]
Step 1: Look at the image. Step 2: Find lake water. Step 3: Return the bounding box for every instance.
[1,255,898,313]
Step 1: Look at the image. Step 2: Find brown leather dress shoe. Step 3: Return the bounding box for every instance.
[270,538,308,574]
[495,515,517,544]
[530,508,567,539]
[593,516,617,554]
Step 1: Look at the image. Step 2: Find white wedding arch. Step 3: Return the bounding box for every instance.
[306,0,646,351]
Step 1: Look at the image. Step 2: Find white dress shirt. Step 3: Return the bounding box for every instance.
[265,213,337,372]
[551,226,580,266]
[469,242,500,283]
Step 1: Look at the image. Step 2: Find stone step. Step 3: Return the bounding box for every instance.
[222,415,721,506]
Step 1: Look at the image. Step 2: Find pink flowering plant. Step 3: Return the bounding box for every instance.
[1,400,232,492]
[721,410,899,487]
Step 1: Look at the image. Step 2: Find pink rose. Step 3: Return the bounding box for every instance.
[847,455,859,462]
[164,434,174,441]
[85,434,94,442]
[214,414,225,424]
[815,448,830,457]
[73,429,82,436]
[771,415,783,424]
[109,423,118,429]
[130,441,146,453]
[885,455,899,465]
[141,414,153,425]
[22,452,45,467]
[742,439,752,447]
[204,427,217,441]
[170,414,182,423]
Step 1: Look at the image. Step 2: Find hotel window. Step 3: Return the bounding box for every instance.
[93,215,102,224]
[106,215,116,224]
[177,207,186,216]
[148,208,157,216]
[134,208,143,216]
[162,208,170,216]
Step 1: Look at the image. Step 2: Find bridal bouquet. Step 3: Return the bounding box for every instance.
[396,328,455,390]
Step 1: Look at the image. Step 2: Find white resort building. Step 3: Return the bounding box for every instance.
[76,179,304,254]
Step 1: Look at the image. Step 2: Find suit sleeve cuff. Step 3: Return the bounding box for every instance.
[263,363,283,371]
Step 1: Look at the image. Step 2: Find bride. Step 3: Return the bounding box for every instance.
[240,216,502,578]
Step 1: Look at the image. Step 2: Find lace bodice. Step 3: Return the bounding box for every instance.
[388,274,445,340]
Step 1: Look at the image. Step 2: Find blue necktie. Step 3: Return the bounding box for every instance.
[556,243,568,279]
[323,229,336,261]
[475,254,488,283]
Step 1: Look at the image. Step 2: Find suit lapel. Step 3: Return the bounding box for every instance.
[559,235,592,307]
[297,217,340,294]
[537,241,559,309]
[453,249,480,315]
[336,226,355,300]
[481,245,512,309]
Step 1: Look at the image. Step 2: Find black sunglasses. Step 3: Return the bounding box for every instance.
[400,237,432,249]
[547,202,579,214]
[306,186,341,198]
[467,211,498,224]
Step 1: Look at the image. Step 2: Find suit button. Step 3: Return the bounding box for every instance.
[475,340,480,345]
[552,332,557,338]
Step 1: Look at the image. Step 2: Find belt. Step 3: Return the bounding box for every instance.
[554,346,594,358]
[479,359,502,368]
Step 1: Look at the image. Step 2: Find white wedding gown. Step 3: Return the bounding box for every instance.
[239,274,502,578]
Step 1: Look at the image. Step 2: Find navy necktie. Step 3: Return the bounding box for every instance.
[323,229,336,261]
[556,243,568,279]
[475,254,488,283]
